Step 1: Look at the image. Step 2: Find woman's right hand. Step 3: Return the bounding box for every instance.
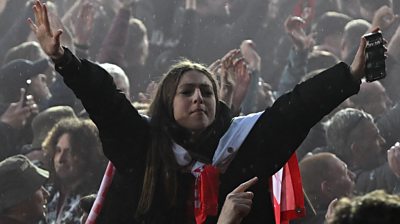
[28,0,64,60]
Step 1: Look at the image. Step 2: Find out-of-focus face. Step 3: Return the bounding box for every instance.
[16,186,50,222]
[29,74,51,102]
[44,66,57,86]
[328,155,355,198]
[353,119,386,169]
[359,82,392,117]
[53,133,84,183]
[173,70,216,134]
[267,0,281,20]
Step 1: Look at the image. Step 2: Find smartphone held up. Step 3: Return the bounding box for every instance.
[364,31,386,82]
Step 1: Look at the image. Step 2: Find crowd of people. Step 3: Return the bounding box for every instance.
[1,0,400,223]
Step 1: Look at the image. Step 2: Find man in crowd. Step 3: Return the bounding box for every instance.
[0,154,50,224]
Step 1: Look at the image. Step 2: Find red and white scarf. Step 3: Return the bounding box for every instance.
[271,154,305,224]
[87,112,305,223]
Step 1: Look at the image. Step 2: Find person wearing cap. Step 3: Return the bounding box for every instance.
[0,154,50,224]
[0,58,51,111]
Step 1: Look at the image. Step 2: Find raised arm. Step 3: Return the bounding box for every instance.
[28,0,150,172]
[239,35,371,178]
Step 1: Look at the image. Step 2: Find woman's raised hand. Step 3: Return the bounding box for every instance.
[28,0,64,60]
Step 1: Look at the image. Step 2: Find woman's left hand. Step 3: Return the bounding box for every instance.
[350,27,387,81]
[217,177,258,224]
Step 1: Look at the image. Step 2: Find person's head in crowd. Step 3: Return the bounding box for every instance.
[22,106,77,168]
[313,11,352,57]
[79,194,96,224]
[359,0,392,21]
[0,58,51,104]
[350,81,392,118]
[42,118,105,194]
[325,108,386,170]
[4,41,47,65]
[99,63,131,100]
[300,152,355,211]
[266,0,281,20]
[0,155,50,223]
[307,50,340,72]
[341,19,371,63]
[125,18,149,68]
[327,190,400,224]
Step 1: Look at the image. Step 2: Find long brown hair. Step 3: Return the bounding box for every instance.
[136,60,219,217]
[42,118,106,194]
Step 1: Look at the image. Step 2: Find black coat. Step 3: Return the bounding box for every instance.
[55,48,360,223]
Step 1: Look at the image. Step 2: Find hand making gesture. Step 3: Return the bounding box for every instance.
[28,0,64,60]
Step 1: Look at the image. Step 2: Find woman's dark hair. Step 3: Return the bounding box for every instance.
[42,118,106,194]
[136,59,219,217]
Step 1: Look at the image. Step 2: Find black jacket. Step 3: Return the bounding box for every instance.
[55,48,360,223]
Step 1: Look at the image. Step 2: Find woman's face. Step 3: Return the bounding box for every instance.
[173,70,216,134]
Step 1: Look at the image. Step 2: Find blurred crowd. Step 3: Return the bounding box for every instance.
[1,0,400,223]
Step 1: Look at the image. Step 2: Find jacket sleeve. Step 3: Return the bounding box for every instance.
[55,48,150,173]
[240,62,361,178]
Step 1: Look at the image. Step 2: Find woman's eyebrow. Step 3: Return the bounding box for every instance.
[178,83,212,88]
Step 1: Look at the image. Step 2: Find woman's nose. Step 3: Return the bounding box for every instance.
[193,88,204,103]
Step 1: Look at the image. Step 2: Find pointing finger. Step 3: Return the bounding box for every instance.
[232,177,258,193]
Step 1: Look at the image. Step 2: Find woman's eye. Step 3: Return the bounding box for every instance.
[181,90,192,96]
[202,91,213,97]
